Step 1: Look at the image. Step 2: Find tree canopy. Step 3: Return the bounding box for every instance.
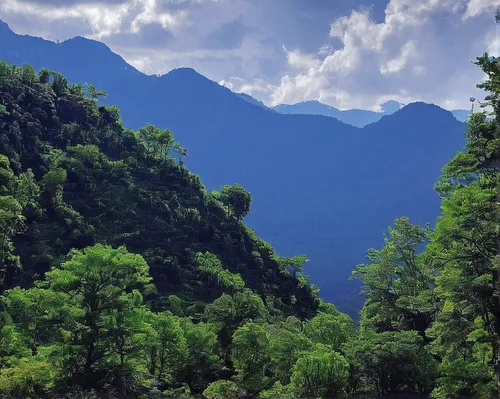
[0,18,499,398]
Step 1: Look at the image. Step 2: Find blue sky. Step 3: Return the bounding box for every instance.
[0,0,499,110]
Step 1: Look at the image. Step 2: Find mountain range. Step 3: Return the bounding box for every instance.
[0,20,467,316]
[272,99,471,127]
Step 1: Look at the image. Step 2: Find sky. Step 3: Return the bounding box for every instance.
[0,0,499,111]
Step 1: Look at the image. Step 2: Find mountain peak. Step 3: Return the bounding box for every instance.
[368,101,461,130]
[401,101,450,114]
[166,67,201,77]
[61,36,113,52]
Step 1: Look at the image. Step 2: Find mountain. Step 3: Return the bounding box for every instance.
[0,21,467,316]
[0,60,317,318]
[273,100,401,127]
[451,109,471,122]
[275,99,471,127]
[235,92,271,110]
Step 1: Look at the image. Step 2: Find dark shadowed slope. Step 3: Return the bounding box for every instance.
[0,20,467,316]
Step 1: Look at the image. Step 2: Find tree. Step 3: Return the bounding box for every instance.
[42,244,154,375]
[144,311,187,384]
[202,380,239,399]
[15,168,42,219]
[351,217,435,334]
[231,322,270,392]
[259,381,295,399]
[181,319,221,392]
[233,288,268,323]
[86,84,107,103]
[303,310,354,351]
[218,184,252,220]
[290,343,349,398]
[269,328,312,385]
[343,330,437,396]
[276,255,308,278]
[194,251,245,292]
[424,52,500,398]
[137,124,181,161]
[0,155,25,286]
[156,129,175,161]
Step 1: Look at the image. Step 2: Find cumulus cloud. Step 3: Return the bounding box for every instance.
[218,79,233,89]
[1,0,499,110]
[231,0,500,110]
[0,0,280,83]
[0,0,215,39]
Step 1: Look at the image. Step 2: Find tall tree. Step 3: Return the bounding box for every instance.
[352,217,435,334]
[426,53,500,398]
[0,155,25,286]
[42,244,154,375]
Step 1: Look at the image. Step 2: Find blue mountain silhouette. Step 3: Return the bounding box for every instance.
[274,99,470,127]
[0,20,467,316]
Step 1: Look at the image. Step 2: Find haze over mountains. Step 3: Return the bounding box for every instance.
[0,20,467,315]
[272,99,471,127]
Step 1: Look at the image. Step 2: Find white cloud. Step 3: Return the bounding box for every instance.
[218,79,233,89]
[0,0,201,39]
[0,0,128,38]
[249,0,500,110]
[0,0,278,84]
[2,0,500,111]
[128,0,188,34]
[380,40,418,76]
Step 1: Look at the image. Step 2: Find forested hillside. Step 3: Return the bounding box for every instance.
[0,19,468,316]
[0,48,498,399]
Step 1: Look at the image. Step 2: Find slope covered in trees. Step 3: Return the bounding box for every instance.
[0,20,468,316]
[0,61,317,319]
[0,47,498,398]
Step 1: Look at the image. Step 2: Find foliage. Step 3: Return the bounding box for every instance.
[202,380,240,399]
[0,25,499,397]
[290,343,349,398]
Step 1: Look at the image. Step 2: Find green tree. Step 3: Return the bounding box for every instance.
[137,124,181,161]
[351,217,435,333]
[259,381,295,399]
[181,319,221,391]
[290,343,349,398]
[86,84,107,103]
[276,255,308,278]
[202,380,239,399]
[0,288,69,396]
[42,244,154,375]
[15,168,42,218]
[144,311,187,384]
[344,330,438,396]
[424,52,500,398]
[195,251,245,292]
[0,155,25,286]
[233,288,268,323]
[303,310,354,351]
[269,328,312,385]
[231,322,270,392]
[218,184,252,220]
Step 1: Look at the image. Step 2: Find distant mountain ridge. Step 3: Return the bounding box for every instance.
[0,20,467,316]
[273,99,471,127]
[235,92,272,110]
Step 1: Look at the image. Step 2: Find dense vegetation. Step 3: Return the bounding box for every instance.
[0,42,498,399]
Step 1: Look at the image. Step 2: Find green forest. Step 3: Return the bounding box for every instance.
[0,44,498,399]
